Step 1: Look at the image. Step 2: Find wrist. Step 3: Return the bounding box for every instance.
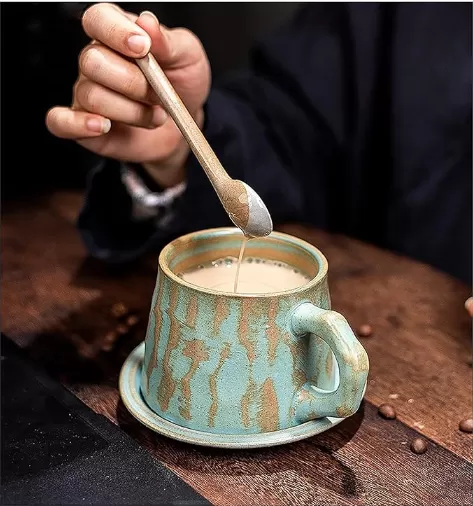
[142,108,205,188]
[121,163,187,224]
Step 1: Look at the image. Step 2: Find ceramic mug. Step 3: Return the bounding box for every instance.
[141,228,369,436]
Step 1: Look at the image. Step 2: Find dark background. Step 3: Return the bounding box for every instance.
[1,2,301,201]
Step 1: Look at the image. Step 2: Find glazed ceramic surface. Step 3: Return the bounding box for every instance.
[120,342,346,449]
[135,228,369,441]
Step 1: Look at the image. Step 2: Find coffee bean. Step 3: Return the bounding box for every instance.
[116,324,129,336]
[378,403,396,420]
[126,314,140,327]
[459,418,473,433]
[358,324,372,337]
[111,302,129,319]
[101,330,119,352]
[79,344,96,360]
[104,329,118,341]
[410,438,428,454]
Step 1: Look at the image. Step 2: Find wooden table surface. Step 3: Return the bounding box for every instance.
[2,191,472,506]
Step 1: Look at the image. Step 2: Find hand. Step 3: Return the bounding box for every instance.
[46,3,211,187]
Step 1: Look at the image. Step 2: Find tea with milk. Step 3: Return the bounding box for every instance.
[180,256,310,294]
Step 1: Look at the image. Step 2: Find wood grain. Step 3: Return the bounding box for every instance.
[279,225,473,462]
[2,191,472,506]
[115,401,472,506]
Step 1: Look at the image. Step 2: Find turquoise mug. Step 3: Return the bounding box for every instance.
[141,228,369,436]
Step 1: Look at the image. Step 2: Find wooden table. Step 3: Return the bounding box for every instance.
[2,191,472,506]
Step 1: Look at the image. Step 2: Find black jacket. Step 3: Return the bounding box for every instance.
[78,3,472,283]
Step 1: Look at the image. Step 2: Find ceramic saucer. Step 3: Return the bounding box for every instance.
[119,343,347,449]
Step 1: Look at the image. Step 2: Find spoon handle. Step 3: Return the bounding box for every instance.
[135,54,230,190]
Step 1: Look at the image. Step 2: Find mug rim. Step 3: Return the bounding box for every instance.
[158,227,329,298]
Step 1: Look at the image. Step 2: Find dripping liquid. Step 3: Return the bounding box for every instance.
[233,236,248,293]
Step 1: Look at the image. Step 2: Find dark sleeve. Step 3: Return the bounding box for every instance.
[77,159,187,263]
[79,5,347,262]
[180,6,345,232]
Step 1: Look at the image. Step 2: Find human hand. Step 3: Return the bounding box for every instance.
[46,3,211,187]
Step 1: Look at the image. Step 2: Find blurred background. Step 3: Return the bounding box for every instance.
[1,2,301,201]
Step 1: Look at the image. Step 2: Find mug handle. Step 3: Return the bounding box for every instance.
[291,302,369,421]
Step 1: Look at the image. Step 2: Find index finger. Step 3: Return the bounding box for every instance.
[82,3,150,58]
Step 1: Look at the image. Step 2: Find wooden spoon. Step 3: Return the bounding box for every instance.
[135,53,273,238]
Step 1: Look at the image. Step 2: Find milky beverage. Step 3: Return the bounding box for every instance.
[180,240,310,294]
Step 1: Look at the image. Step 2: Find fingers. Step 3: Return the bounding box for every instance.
[47,79,168,141]
[137,11,203,69]
[74,79,167,129]
[79,6,203,110]
[49,3,204,152]
[79,44,158,105]
[82,3,150,58]
[46,107,111,139]
[82,3,202,67]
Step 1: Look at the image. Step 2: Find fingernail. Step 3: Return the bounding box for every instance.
[140,10,159,23]
[127,34,150,54]
[102,118,112,133]
[87,118,111,133]
[152,107,167,126]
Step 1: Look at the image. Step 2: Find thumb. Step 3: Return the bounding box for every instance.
[136,11,201,69]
